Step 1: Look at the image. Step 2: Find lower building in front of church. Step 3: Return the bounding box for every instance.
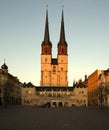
[21,81,88,107]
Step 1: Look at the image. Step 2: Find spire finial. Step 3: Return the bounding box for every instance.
[46,5,48,16]
[62,5,64,14]
[46,5,48,12]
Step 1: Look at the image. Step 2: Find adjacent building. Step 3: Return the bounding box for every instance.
[0,62,22,105]
[88,69,102,105]
[98,68,109,106]
[22,81,88,107]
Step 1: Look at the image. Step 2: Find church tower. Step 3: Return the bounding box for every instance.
[57,9,68,86]
[40,8,68,86]
[40,8,52,86]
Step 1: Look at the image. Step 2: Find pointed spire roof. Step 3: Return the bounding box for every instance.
[43,6,51,44]
[59,7,67,45]
[1,59,8,70]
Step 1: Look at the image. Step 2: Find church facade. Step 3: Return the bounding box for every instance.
[40,9,68,86]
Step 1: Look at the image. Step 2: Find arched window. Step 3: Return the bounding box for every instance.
[53,66,56,73]
[82,91,84,94]
[61,68,63,71]
[45,58,47,62]
[61,59,63,62]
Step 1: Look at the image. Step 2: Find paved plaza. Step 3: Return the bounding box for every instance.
[0,105,109,130]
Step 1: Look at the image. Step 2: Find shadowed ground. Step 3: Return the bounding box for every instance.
[0,106,109,130]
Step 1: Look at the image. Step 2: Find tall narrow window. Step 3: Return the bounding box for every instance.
[45,58,47,62]
[53,66,56,74]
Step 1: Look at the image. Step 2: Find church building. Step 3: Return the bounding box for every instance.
[21,8,88,107]
[40,8,68,86]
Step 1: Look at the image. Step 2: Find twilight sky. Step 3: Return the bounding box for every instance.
[0,0,109,86]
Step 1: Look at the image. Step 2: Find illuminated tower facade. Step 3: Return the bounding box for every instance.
[40,8,68,86]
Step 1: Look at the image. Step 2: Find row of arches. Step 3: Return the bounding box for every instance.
[41,101,69,108]
[23,99,87,107]
[39,101,87,108]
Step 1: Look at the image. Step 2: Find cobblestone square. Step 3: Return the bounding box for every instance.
[0,106,109,130]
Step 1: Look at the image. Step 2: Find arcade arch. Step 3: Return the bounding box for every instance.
[64,102,69,107]
[46,102,51,107]
[52,102,57,107]
[58,102,63,107]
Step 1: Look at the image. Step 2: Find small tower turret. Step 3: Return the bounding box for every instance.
[1,63,8,70]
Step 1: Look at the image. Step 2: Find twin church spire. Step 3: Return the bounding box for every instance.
[42,7,67,55]
[59,9,66,44]
[41,7,68,86]
[43,8,50,44]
